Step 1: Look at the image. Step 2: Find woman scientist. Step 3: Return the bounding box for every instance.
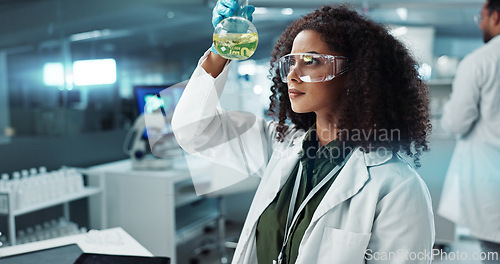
[172,2,435,264]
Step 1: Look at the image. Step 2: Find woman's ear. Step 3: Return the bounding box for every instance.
[491,9,500,26]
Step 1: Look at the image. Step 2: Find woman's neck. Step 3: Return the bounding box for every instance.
[315,114,339,146]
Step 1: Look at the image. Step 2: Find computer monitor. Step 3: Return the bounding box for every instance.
[133,82,186,139]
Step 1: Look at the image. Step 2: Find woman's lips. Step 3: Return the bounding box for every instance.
[288,88,305,99]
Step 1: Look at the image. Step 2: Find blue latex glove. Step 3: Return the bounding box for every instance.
[210,0,255,54]
[212,0,255,28]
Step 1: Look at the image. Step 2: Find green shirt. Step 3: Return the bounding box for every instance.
[256,127,350,264]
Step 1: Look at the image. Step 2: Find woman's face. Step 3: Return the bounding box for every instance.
[287,30,346,117]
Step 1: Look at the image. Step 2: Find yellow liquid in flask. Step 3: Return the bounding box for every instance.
[213,32,258,60]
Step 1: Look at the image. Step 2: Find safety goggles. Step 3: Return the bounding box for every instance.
[278,53,348,83]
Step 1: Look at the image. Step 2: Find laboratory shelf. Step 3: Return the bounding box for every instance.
[0,186,101,247]
[176,212,219,245]
[175,192,202,208]
[174,179,202,208]
[9,187,100,216]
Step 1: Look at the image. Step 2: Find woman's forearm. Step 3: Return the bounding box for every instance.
[202,51,229,78]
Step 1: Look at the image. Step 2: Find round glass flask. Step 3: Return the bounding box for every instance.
[213,0,258,60]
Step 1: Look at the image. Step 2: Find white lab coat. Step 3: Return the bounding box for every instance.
[438,35,500,243]
[172,50,435,264]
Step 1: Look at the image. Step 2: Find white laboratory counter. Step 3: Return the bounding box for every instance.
[84,157,216,264]
[0,227,152,258]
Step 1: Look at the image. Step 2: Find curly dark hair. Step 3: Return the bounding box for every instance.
[267,5,431,166]
[487,0,500,13]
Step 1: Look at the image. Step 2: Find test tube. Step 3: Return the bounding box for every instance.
[0,173,9,192]
[29,168,38,176]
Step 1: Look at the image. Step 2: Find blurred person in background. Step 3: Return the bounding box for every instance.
[438,0,500,263]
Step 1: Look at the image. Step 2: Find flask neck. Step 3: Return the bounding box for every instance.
[237,0,250,19]
[238,0,249,8]
[238,5,252,20]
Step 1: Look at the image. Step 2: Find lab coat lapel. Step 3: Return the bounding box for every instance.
[278,137,304,187]
[244,135,303,228]
[310,149,371,224]
[310,148,394,224]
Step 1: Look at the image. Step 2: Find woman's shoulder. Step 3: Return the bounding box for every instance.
[364,151,428,194]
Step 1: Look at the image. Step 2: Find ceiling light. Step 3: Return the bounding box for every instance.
[254,7,268,15]
[70,29,111,42]
[396,8,408,21]
[253,85,263,95]
[73,59,117,86]
[281,8,293,15]
[390,26,408,37]
[238,60,257,76]
[43,62,64,86]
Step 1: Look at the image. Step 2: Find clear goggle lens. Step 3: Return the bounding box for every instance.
[278,53,348,83]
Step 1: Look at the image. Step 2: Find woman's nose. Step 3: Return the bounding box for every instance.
[288,66,302,83]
